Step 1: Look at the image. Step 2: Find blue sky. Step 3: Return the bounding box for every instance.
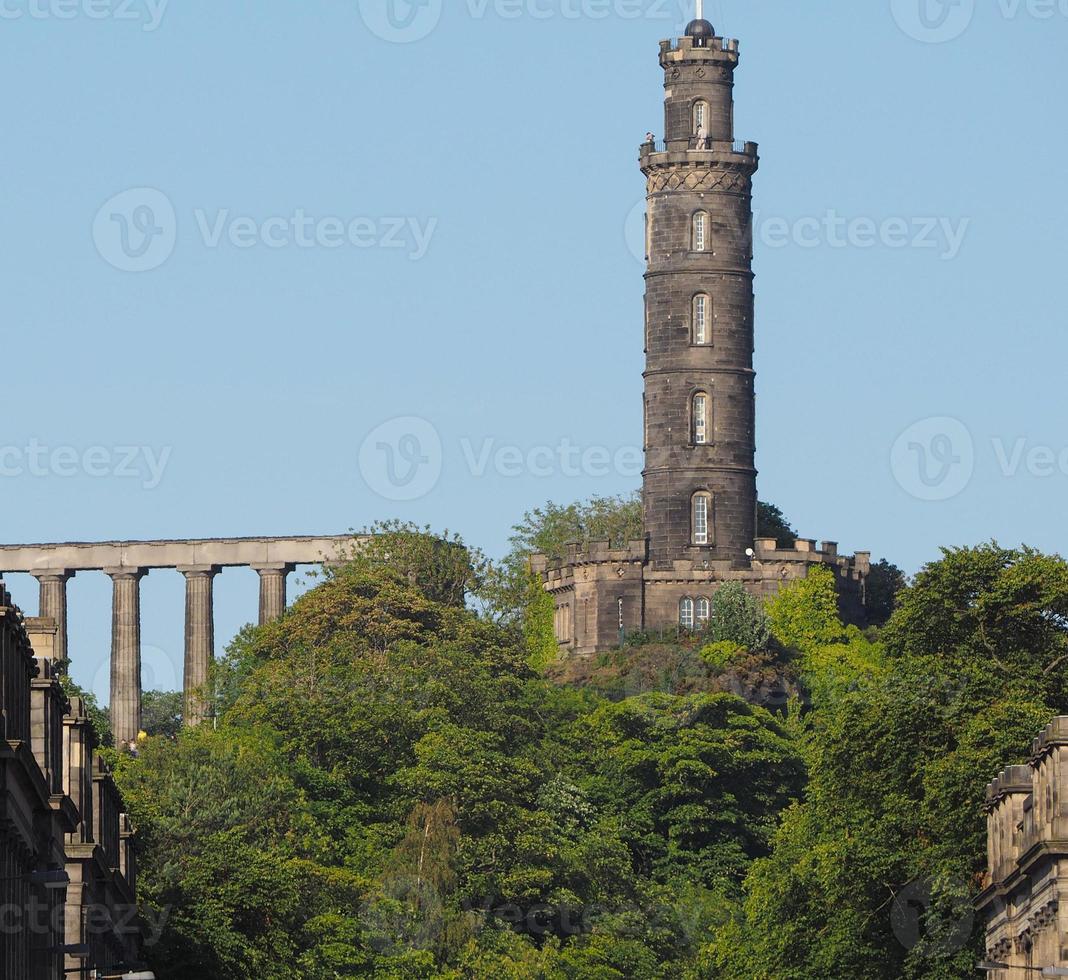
[1,0,1065,701]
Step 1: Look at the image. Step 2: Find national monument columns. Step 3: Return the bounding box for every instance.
[253,563,294,626]
[181,565,219,728]
[34,569,74,664]
[108,567,146,746]
[0,535,353,737]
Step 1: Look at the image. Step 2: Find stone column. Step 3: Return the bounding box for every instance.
[107,568,147,748]
[253,564,294,625]
[33,570,74,663]
[180,565,219,727]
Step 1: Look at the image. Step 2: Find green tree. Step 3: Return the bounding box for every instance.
[142,689,183,738]
[704,583,770,651]
[866,558,907,626]
[509,494,644,563]
[765,566,848,654]
[707,544,1068,979]
[756,502,797,549]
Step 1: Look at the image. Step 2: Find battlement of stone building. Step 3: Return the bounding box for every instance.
[533,536,868,577]
[659,36,740,59]
[1031,715,1068,762]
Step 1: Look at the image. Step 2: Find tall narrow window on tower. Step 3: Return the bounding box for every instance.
[693,100,709,135]
[692,211,708,251]
[679,597,694,629]
[692,491,712,545]
[693,293,711,344]
[693,392,709,444]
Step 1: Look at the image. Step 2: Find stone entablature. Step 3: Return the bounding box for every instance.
[979,717,1068,978]
[0,534,352,574]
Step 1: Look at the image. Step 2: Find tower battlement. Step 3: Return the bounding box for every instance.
[659,35,740,62]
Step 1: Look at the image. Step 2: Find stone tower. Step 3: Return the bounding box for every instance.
[641,16,759,567]
[532,19,870,656]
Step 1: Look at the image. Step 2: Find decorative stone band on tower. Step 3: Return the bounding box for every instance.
[0,535,357,737]
[532,20,871,656]
[641,29,758,567]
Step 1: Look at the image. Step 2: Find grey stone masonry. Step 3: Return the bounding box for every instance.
[979,718,1068,977]
[0,588,142,980]
[533,24,871,656]
[641,33,758,566]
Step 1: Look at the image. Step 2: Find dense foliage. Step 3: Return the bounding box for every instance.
[111,508,1064,978]
[115,536,803,978]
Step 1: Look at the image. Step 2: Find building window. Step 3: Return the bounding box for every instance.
[693,100,709,135]
[693,392,709,445]
[692,211,708,252]
[693,492,712,545]
[693,293,711,344]
[679,597,694,629]
[696,597,711,625]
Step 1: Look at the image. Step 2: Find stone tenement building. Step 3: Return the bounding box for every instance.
[533,17,869,655]
[979,718,1068,978]
[0,535,353,746]
[0,587,141,980]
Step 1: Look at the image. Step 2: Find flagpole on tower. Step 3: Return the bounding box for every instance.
[695,0,703,20]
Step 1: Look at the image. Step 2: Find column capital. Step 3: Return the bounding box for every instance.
[104,567,149,581]
[251,563,296,575]
[31,569,75,583]
[178,565,221,578]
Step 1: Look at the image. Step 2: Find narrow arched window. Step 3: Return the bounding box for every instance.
[693,101,709,135]
[693,492,712,545]
[693,293,711,344]
[696,597,711,625]
[679,597,694,630]
[693,392,709,445]
[692,212,708,252]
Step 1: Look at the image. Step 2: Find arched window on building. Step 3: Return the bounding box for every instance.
[692,293,711,345]
[692,491,712,546]
[696,597,711,626]
[693,392,710,445]
[693,100,709,137]
[679,597,694,630]
[692,211,708,252]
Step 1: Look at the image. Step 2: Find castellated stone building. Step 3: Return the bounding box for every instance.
[979,718,1068,977]
[532,19,869,655]
[0,588,143,980]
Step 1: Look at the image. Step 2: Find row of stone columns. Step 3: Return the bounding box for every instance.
[33,563,294,746]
